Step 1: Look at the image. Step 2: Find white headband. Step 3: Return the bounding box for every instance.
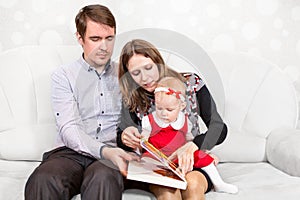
[154,87,185,102]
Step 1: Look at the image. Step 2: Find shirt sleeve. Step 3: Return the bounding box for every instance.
[186,118,194,142]
[51,68,106,159]
[141,115,152,140]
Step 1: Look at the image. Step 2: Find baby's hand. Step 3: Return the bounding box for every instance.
[209,153,219,165]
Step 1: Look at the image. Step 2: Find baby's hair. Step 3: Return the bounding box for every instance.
[157,76,186,98]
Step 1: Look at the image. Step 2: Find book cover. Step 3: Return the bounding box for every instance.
[126,139,187,190]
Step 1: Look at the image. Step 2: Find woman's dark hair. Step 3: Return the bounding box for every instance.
[118,39,184,112]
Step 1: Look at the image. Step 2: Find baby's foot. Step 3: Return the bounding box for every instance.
[214,183,238,194]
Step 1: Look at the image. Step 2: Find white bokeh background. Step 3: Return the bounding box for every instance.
[1,0,300,124]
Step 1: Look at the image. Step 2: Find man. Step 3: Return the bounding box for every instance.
[25,4,138,200]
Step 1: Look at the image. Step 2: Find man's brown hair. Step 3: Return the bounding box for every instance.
[75,4,116,40]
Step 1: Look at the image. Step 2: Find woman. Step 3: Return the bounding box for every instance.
[117,39,227,200]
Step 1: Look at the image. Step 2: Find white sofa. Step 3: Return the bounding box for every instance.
[0,45,300,200]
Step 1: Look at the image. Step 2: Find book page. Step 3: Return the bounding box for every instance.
[127,156,187,190]
[140,138,186,181]
[126,138,187,190]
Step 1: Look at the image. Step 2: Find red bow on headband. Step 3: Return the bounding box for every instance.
[166,88,182,100]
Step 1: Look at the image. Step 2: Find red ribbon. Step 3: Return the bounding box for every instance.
[166,88,182,100]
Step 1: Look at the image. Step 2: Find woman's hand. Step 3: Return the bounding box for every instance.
[168,142,198,175]
[121,126,142,149]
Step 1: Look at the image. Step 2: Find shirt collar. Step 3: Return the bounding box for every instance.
[79,53,112,74]
[152,111,185,130]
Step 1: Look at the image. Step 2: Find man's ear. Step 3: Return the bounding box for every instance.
[76,32,84,46]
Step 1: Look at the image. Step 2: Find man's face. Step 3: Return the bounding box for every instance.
[77,18,115,69]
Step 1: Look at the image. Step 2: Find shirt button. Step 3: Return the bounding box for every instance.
[100,93,103,96]
[96,127,101,133]
[102,111,104,114]
[96,137,98,139]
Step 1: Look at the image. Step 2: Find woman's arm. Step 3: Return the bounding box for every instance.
[193,85,227,150]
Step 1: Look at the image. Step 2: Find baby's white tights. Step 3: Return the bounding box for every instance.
[202,163,238,194]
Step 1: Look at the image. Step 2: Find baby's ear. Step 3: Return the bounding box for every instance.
[180,102,187,110]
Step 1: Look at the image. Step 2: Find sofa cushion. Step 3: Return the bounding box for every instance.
[208,52,298,162]
[0,46,82,161]
[206,162,300,200]
[0,160,40,200]
[0,125,56,161]
[0,85,14,131]
[210,52,297,134]
[267,128,300,177]
[212,128,266,162]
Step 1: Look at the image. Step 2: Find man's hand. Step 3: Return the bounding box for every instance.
[102,146,140,176]
[168,142,198,175]
[121,126,142,149]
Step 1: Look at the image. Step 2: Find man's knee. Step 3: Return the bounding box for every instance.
[26,165,79,197]
[84,160,123,187]
[81,161,124,200]
[25,167,63,200]
[26,167,52,188]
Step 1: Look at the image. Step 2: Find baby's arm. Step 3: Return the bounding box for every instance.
[141,115,152,140]
[138,115,152,155]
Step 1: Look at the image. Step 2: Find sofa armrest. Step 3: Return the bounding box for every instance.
[266,128,300,177]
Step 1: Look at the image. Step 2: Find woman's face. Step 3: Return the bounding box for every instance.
[127,54,160,92]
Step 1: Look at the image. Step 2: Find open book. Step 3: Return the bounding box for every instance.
[127,138,187,189]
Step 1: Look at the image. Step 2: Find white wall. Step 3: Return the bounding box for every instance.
[1,0,300,122]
